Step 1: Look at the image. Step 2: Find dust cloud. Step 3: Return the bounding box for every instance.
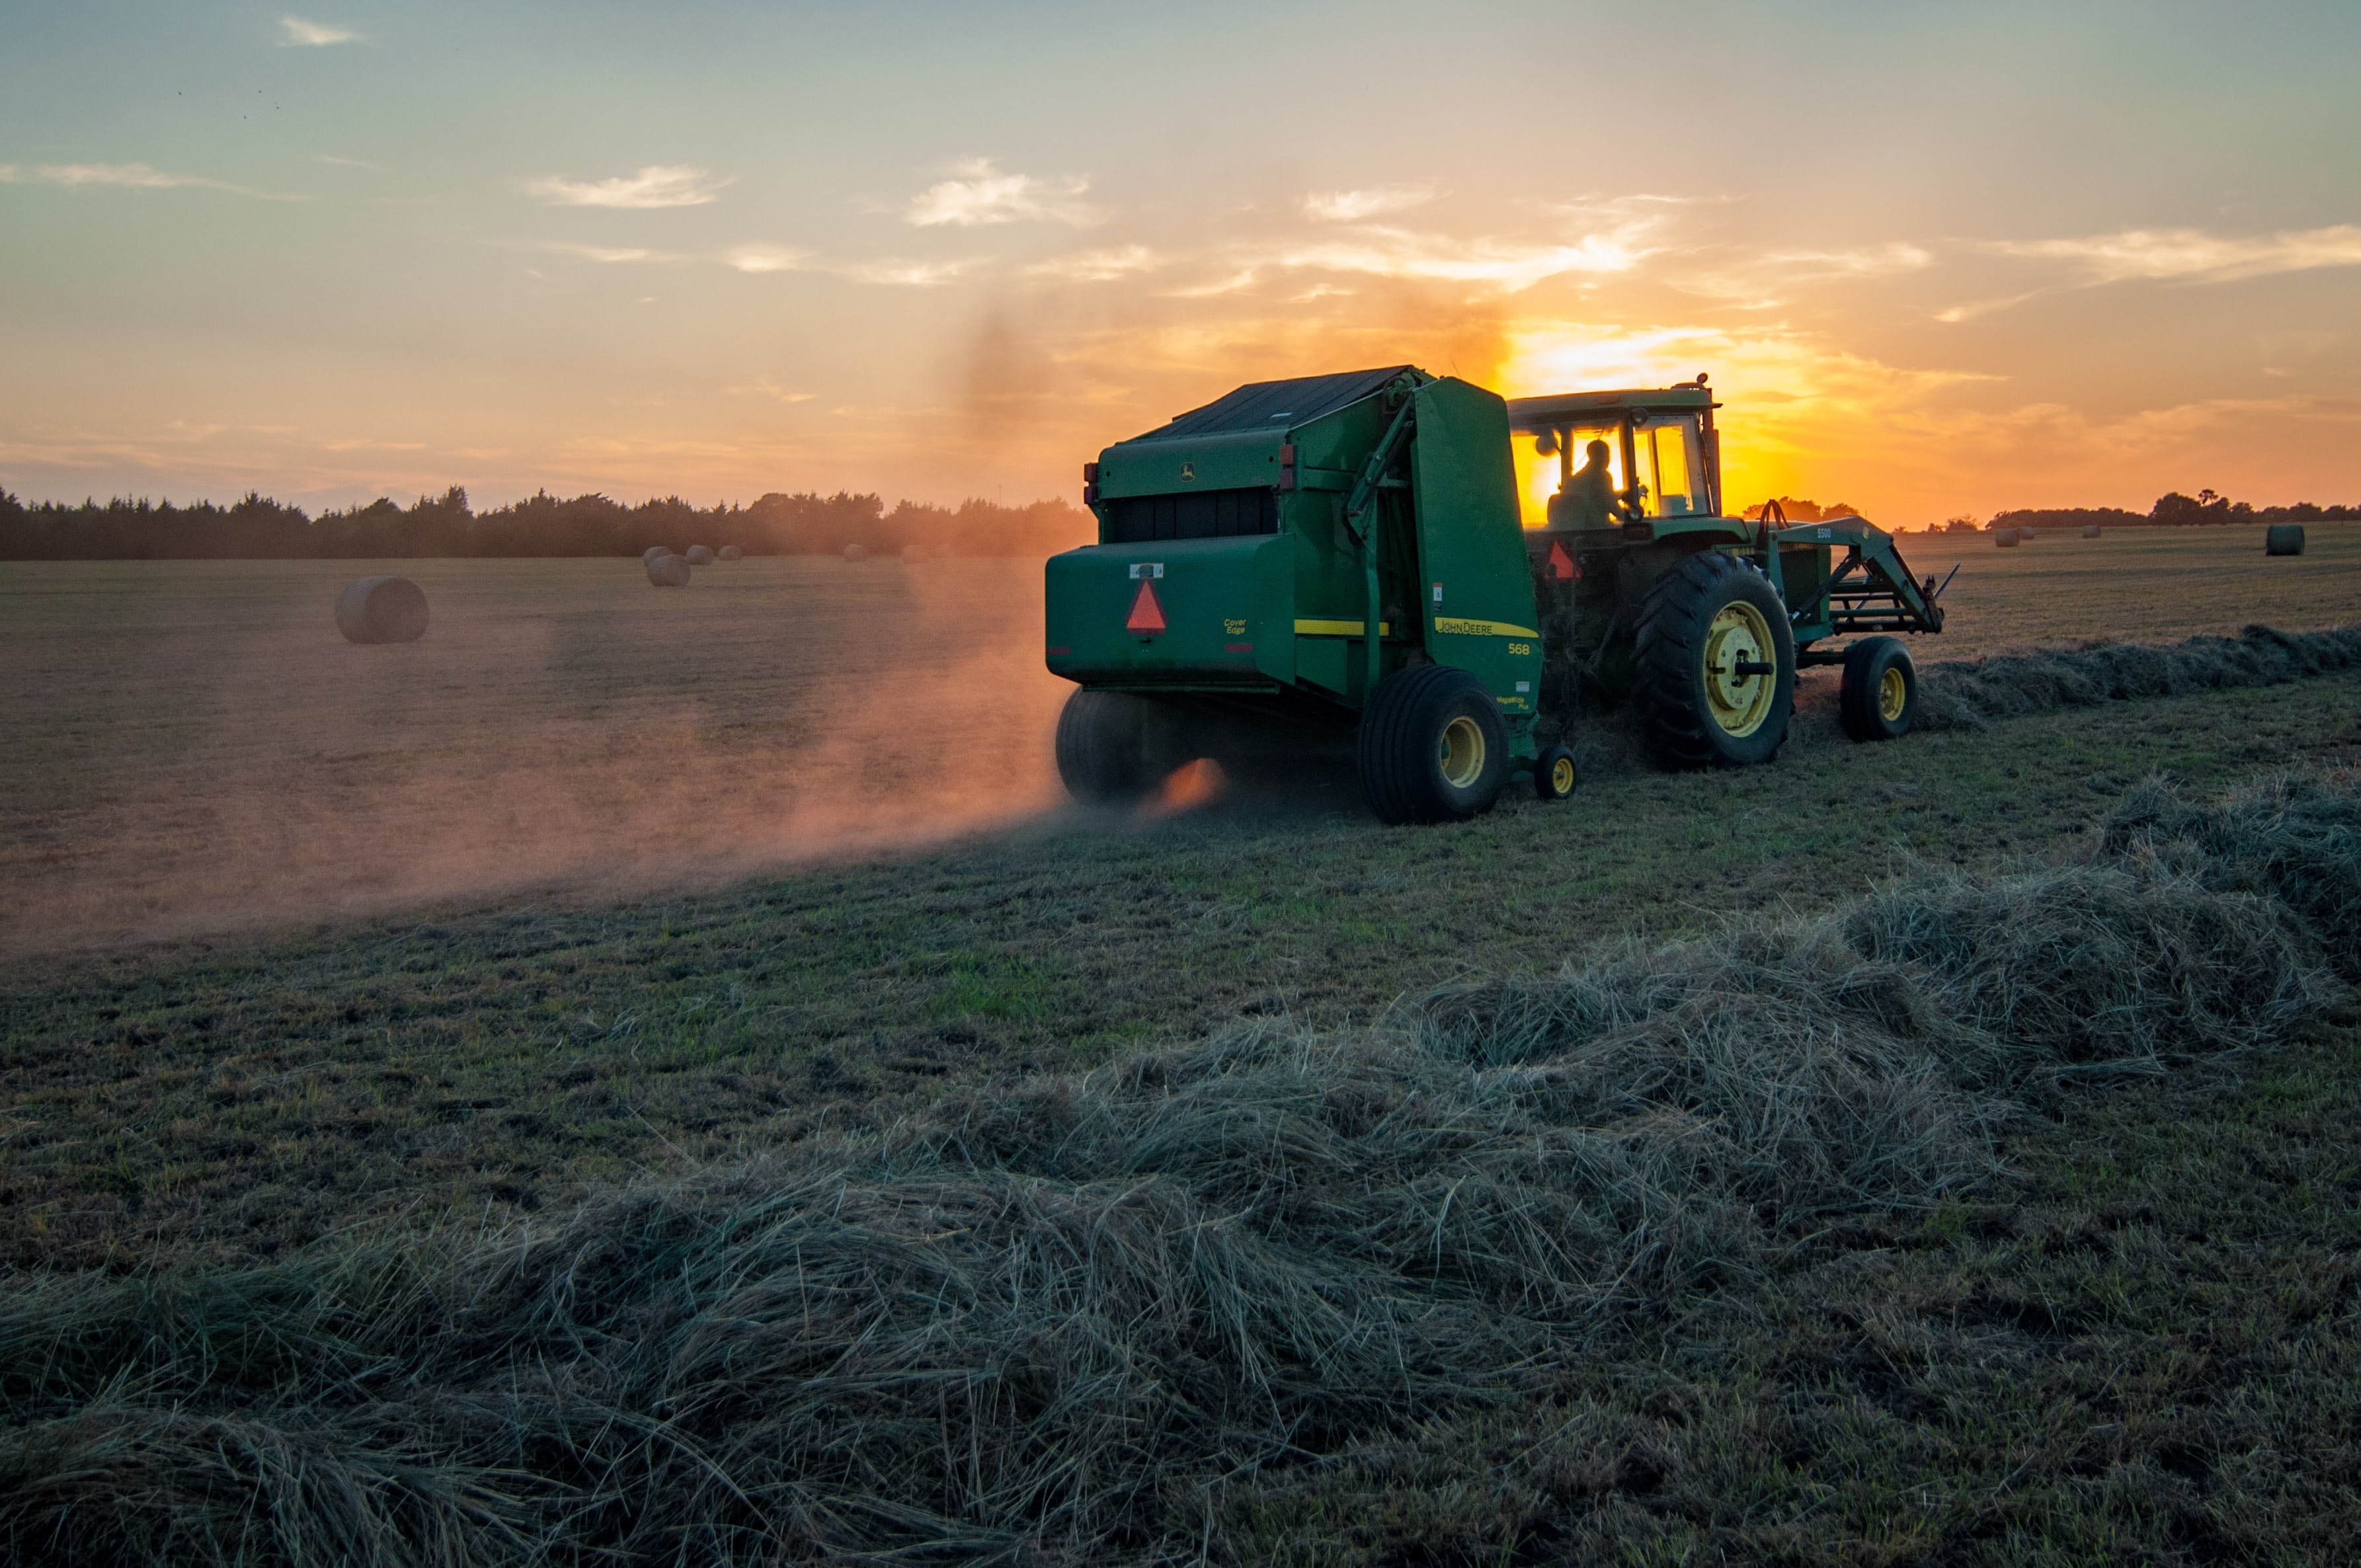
[0,557,1075,961]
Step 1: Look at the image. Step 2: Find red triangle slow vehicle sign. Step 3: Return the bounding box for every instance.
[1125,578,1166,633]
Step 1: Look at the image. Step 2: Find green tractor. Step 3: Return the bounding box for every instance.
[1045,366,1946,823]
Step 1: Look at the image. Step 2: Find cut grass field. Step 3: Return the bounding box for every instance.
[3,525,2359,1563]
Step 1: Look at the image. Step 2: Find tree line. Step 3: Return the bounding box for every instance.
[1749,489,2357,534]
[0,486,1094,560]
[1988,491,2360,533]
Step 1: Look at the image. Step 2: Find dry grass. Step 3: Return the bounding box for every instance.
[1915,623,2361,732]
[0,558,1068,957]
[1,773,2350,1565]
[1894,522,2361,658]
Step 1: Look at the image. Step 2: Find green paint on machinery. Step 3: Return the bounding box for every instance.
[1045,366,1948,823]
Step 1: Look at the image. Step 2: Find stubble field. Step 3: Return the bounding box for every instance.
[3,524,2358,1564]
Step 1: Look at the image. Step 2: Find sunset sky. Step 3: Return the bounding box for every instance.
[4,1,2358,525]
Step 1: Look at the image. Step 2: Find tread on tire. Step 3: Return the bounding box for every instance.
[1355,664,1509,824]
[1632,549,1796,769]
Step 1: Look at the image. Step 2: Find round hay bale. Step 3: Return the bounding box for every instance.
[684,544,715,565]
[900,543,926,565]
[717,545,742,561]
[2082,524,2101,538]
[1995,529,2019,548]
[645,553,691,588]
[643,545,672,564]
[2266,524,2305,557]
[334,575,429,644]
[843,543,869,562]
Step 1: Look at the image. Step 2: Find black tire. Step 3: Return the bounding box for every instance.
[1839,636,1918,742]
[1356,664,1509,824]
[1533,744,1578,801]
[1055,689,1152,802]
[1632,550,1795,769]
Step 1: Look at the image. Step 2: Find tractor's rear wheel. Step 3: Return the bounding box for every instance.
[1839,636,1918,742]
[1356,665,1509,824]
[1633,549,1796,769]
[1055,688,1153,802]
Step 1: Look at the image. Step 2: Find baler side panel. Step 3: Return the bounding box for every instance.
[1408,379,1546,725]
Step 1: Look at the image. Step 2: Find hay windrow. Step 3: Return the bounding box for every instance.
[3,772,2354,1565]
[1913,622,2361,731]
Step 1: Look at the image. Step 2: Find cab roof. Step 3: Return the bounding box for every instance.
[1506,385,1716,427]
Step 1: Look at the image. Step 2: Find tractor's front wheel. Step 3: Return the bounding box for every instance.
[1357,665,1509,824]
[1055,688,1153,802]
[1633,550,1796,769]
[1839,636,1918,742]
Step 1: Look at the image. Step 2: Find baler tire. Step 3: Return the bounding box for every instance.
[1533,744,1578,801]
[1055,688,1152,803]
[1839,636,1918,742]
[1632,549,1796,770]
[1356,664,1509,825]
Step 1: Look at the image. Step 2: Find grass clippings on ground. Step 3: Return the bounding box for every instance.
[3,769,2352,1565]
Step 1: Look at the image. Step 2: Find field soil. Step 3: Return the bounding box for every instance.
[3,525,2359,1563]
[0,556,1068,957]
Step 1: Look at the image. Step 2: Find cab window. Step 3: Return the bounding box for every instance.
[1633,416,1707,518]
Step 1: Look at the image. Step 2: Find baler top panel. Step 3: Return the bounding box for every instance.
[1140,365,1416,442]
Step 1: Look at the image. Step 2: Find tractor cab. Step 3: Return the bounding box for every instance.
[1509,382,1723,537]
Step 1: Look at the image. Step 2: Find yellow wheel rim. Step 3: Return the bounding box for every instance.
[1878,664,1908,723]
[1703,600,1778,738]
[1550,755,1576,795]
[1440,715,1486,788]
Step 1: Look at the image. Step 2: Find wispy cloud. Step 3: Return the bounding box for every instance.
[1023,244,1158,282]
[1675,241,1935,308]
[526,165,729,210]
[1301,184,1439,223]
[0,161,299,200]
[313,153,380,169]
[1759,242,1934,278]
[719,243,977,286]
[904,159,1095,227]
[1987,225,2361,284]
[1931,290,2045,325]
[1265,216,1662,293]
[719,244,815,274]
[725,376,817,402]
[278,17,360,46]
[534,241,692,264]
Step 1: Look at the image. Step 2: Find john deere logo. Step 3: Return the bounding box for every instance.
[1180,461,1195,481]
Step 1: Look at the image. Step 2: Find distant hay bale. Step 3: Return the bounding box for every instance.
[2083,524,2102,538]
[684,545,715,565]
[2266,524,2305,557]
[1995,529,2019,547]
[717,545,742,561]
[843,543,869,562]
[900,543,925,564]
[333,575,429,644]
[643,545,672,564]
[645,553,691,588]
